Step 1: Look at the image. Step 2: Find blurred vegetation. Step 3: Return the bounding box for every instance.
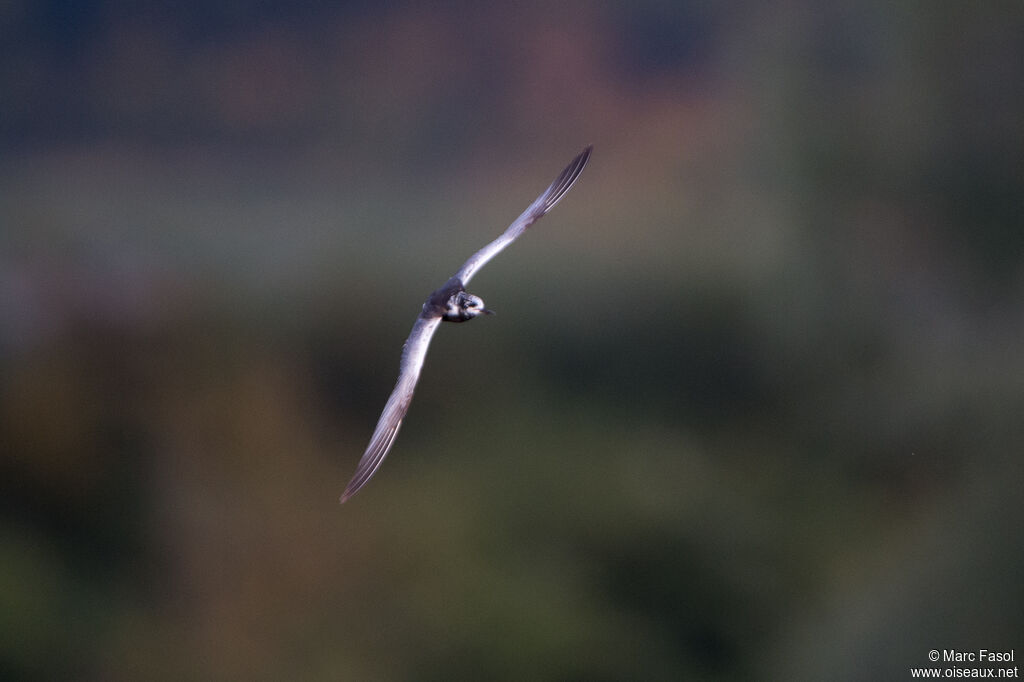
[1,1,1023,680]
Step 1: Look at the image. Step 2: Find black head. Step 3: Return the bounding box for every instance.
[442,291,494,322]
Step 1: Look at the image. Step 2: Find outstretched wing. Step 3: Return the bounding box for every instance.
[454,146,592,286]
[341,315,442,502]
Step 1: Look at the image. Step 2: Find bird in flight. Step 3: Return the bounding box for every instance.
[341,146,593,502]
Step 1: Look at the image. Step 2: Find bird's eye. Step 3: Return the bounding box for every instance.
[464,299,476,308]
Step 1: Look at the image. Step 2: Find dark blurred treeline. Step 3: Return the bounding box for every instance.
[1,1,1023,680]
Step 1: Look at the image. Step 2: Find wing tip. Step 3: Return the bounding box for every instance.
[340,416,405,504]
[339,470,371,503]
[535,144,593,217]
[572,145,593,173]
[339,461,374,504]
[340,475,362,503]
[563,145,593,186]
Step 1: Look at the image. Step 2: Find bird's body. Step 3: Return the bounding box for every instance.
[341,146,592,502]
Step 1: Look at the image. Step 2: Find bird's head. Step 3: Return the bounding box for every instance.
[442,291,494,323]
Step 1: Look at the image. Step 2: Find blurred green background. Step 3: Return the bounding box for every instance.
[2,1,1023,680]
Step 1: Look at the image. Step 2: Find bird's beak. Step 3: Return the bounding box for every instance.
[482,308,495,315]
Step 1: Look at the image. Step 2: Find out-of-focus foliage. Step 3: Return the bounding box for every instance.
[1,1,1022,680]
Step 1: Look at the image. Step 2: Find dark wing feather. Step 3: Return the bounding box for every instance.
[341,316,442,502]
[454,146,592,285]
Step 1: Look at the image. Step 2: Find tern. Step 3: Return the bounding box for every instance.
[341,146,592,502]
